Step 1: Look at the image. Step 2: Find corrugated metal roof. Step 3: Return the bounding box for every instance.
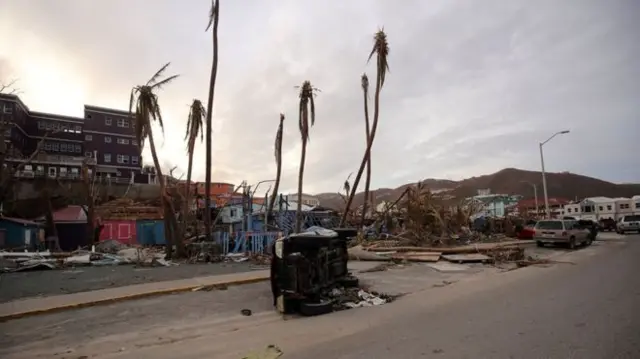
[0,216,41,226]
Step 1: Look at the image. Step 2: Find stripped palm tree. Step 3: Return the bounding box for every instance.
[295,81,317,233]
[359,73,372,228]
[183,99,205,234]
[129,62,182,258]
[266,113,285,227]
[204,0,221,241]
[340,29,389,226]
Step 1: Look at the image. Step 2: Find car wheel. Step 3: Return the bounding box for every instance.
[299,299,333,317]
[568,237,576,250]
[339,276,360,288]
[536,241,544,247]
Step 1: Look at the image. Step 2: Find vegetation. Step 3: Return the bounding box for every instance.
[295,81,318,233]
[184,99,205,235]
[266,113,285,226]
[129,63,183,258]
[359,73,372,228]
[340,29,390,227]
[203,0,221,242]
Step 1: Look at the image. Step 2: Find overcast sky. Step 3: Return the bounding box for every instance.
[1,0,638,194]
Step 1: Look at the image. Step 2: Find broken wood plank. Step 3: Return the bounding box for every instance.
[392,252,441,262]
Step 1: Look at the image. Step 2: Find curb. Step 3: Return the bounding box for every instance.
[0,275,270,322]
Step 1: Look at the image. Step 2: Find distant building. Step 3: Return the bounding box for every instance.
[1,93,146,183]
[283,193,320,207]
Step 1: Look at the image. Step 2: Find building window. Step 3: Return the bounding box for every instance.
[52,123,60,131]
[85,151,93,158]
[75,125,82,133]
[598,206,603,211]
[105,117,112,126]
[567,208,572,213]
[636,203,640,209]
[38,121,45,130]
[45,122,52,130]
[132,156,139,165]
[606,205,612,211]
[104,153,111,163]
[117,119,129,128]
[85,134,92,141]
[52,143,59,151]
[117,138,130,145]
[104,136,112,143]
[75,144,81,153]
[117,154,130,164]
[61,143,68,152]
[3,104,12,114]
[24,164,33,171]
[86,114,92,119]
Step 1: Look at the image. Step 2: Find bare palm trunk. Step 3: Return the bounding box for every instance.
[266,116,284,228]
[360,81,372,228]
[184,149,195,234]
[147,129,174,258]
[204,0,220,242]
[295,139,307,233]
[340,77,383,226]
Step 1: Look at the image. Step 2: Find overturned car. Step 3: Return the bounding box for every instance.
[270,227,360,316]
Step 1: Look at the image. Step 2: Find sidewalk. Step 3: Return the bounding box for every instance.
[0,269,269,321]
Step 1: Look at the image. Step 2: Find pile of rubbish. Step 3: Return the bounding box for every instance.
[328,287,400,310]
[96,198,163,220]
[0,241,177,273]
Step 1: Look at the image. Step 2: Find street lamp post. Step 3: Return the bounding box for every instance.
[539,130,570,218]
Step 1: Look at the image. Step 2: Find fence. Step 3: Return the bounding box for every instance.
[212,231,282,255]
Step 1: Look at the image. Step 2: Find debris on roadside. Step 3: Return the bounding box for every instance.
[328,287,399,310]
[241,344,283,359]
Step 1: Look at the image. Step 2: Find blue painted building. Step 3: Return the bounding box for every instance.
[0,217,44,250]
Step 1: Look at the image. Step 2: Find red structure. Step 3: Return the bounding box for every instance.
[99,220,137,245]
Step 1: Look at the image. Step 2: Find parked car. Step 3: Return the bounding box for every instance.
[534,220,593,249]
[616,215,640,234]
[598,218,617,232]
[270,227,359,316]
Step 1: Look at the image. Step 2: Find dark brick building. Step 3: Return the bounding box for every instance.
[1,93,149,183]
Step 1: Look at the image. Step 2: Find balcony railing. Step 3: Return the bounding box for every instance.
[6,154,96,166]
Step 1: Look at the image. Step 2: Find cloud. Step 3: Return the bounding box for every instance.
[1,0,638,195]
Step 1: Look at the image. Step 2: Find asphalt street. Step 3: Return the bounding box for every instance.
[0,234,637,359]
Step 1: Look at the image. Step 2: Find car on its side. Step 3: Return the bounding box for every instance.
[616,215,640,234]
[534,219,593,249]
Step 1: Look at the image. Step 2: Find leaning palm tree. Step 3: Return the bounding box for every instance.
[340,29,389,226]
[295,81,317,233]
[359,73,372,228]
[203,0,221,241]
[266,113,285,227]
[183,99,205,234]
[129,62,182,259]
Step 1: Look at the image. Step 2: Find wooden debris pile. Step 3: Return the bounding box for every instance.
[96,198,163,220]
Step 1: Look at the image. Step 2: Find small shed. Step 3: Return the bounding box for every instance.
[0,217,44,250]
[96,198,164,245]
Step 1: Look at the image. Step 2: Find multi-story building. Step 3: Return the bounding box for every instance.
[0,93,144,183]
[283,193,320,207]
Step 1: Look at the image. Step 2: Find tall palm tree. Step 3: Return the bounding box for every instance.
[359,73,372,228]
[266,113,285,227]
[129,62,181,258]
[184,99,205,233]
[340,29,389,226]
[203,0,220,241]
[295,81,317,233]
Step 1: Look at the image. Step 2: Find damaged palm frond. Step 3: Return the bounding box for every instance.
[130,63,183,259]
[294,81,319,233]
[340,28,390,227]
[266,113,285,226]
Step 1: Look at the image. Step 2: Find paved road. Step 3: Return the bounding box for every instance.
[0,261,257,303]
[0,236,637,358]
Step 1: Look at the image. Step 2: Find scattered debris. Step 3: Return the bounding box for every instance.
[242,344,283,359]
[328,287,400,310]
[442,253,491,263]
[241,309,252,316]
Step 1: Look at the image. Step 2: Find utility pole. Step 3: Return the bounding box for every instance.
[539,130,570,218]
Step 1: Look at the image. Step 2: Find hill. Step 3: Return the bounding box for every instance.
[315,168,640,210]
